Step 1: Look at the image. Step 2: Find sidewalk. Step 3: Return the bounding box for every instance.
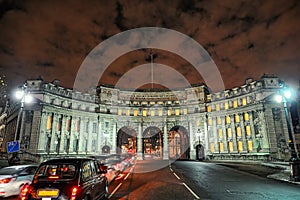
[261,162,300,185]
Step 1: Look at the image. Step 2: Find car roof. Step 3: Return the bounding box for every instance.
[41,157,96,164]
[1,164,38,170]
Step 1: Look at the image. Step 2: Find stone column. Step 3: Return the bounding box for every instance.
[87,119,93,153]
[50,113,58,154]
[112,122,117,154]
[240,113,247,152]
[97,119,103,154]
[163,121,169,160]
[59,115,67,154]
[212,117,218,153]
[222,116,228,152]
[68,116,76,154]
[230,115,238,153]
[38,112,48,152]
[204,115,209,156]
[78,117,85,154]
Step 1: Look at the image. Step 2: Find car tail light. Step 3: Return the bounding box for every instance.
[0,177,16,184]
[20,184,32,200]
[48,175,60,179]
[70,187,78,200]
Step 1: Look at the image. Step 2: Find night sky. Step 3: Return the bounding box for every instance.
[0,0,299,94]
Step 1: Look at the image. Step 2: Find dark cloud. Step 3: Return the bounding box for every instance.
[0,0,299,92]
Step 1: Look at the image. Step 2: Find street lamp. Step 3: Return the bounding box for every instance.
[14,86,33,141]
[275,86,300,181]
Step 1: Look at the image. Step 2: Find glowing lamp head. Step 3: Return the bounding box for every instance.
[15,90,25,100]
[274,94,283,103]
[24,94,33,103]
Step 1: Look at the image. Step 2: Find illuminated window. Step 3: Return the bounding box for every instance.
[228,141,233,152]
[244,113,249,121]
[236,127,241,137]
[238,141,243,152]
[210,143,215,153]
[183,109,188,115]
[207,105,212,112]
[126,109,130,116]
[217,117,222,125]
[175,109,180,116]
[208,118,213,126]
[246,126,251,136]
[233,100,238,108]
[219,142,224,152]
[227,128,232,137]
[242,98,247,106]
[197,120,201,126]
[247,140,253,151]
[150,110,155,116]
[46,116,52,130]
[218,129,223,138]
[66,118,71,132]
[158,110,163,116]
[167,110,172,116]
[150,101,155,105]
[133,110,138,116]
[225,102,229,110]
[235,115,240,123]
[226,116,231,124]
[118,109,122,115]
[142,110,147,116]
[216,104,220,111]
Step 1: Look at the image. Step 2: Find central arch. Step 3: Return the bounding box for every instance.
[142,126,163,159]
[116,126,137,154]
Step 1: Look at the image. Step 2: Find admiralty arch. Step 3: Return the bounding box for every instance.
[3,74,294,163]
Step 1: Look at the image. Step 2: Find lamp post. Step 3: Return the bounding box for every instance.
[14,86,33,141]
[275,86,300,181]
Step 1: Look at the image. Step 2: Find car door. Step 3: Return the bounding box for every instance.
[81,161,95,199]
[90,161,104,199]
[93,161,107,198]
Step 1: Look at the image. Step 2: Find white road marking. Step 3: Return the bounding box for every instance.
[124,172,131,181]
[173,172,181,180]
[108,183,123,199]
[182,182,200,199]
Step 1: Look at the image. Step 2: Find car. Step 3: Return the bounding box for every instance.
[20,157,108,200]
[0,164,38,198]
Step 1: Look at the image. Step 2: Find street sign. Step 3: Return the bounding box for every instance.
[7,141,20,153]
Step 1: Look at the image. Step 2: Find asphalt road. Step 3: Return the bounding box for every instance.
[3,160,300,200]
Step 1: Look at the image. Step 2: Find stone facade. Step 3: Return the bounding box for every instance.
[2,75,296,162]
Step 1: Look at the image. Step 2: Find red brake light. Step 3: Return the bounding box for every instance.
[0,177,15,184]
[20,184,32,200]
[48,175,60,179]
[71,187,78,200]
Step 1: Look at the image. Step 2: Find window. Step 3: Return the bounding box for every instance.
[142,110,147,116]
[246,126,251,136]
[218,129,223,138]
[227,128,232,137]
[175,109,180,116]
[216,104,220,111]
[238,141,243,152]
[247,140,253,151]
[158,110,163,116]
[207,105,212,112]
[134,110,138,116]
[226,116,231,124]
[242,98,247,106]
[167,109,172,116]
[217,117,222,125]
[46,116,52,130]
[233,100,238,108]
[208,118,213,126]
[82,162,92,180]
[235,115,240,123]
[118,109,122,115]
[183,109,188,115]
[236,127,241,137]
[126,109,130,116]
[219,142,224,152]
[244,113,249,121]
[75,120,80,132]
[85,122,89,132]
[150,110,155,116]
[224,102,229,110]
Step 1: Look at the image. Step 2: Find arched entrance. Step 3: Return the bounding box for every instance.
[169,126,190,160]
[196,144,205,161]
[116,127,137,154]
[142,126,163,159]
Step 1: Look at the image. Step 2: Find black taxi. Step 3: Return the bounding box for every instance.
[20,157,108,200]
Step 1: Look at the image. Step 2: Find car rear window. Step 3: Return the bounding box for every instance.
[35,164,77,181]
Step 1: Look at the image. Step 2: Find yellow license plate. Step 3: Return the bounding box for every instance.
[37,189,59,197]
